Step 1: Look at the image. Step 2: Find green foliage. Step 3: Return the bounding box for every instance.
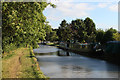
[96,29,105,44]
[49,31,58,41]
[3,51,16,60]
[84,17,96,35]
[96,28,118,44]
[113,32,120,41]
[58,20,69,41]
[60,20,68,28]
[45,23,58,41]
[3,43,17,53]
[71,19,86,42]
[2,2,55,52]
[44,23,52,41]
[84,17,96,42]
[48,2,57,8]
[57,17,96,43]
[57,20,72,41]
[103,28,117,43]
[57,18,118,44]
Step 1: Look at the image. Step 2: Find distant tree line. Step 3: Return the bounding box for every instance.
[96,28,119,44]
[54,17,120,44]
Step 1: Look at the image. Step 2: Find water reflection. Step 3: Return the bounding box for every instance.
[34,45,119,78]
[57,50,70,56]
[57,49,81,56]
[33,45,58,53]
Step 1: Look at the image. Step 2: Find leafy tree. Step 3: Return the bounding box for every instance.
[64,25,73,41]
[2,2,55,52]
[71,19,86,42]
[49,31,58,41]
[113,32,120,41]
[44,24,58,42]
[57,18,97,43]
[60,20,68,28]
[103,28,117,43]
[96,29,105,44]
[84,17,96,42]
[44,23,52,41]
[58,20,68,41]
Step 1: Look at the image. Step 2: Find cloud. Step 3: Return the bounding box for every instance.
[47,16,60,21]
[45,1,95,20]
[45,1,118,21]
[44,1,118,29]
[57,3,92,17]
[97,3,108,8]
[97,3,118,12]
[109,4,118,12]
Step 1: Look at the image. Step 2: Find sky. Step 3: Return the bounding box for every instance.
[43,0,119,31]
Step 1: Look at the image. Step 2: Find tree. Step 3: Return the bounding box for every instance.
[2,2,55,52]
[44,23,52,41]
[57,18,97,43]
[84,17,96,42]
[103,28,117,43]
[63,25,72,41]
[49,31,58,41]
[96,29,105,44]
[60,20,68,28]
[58,19,68,41]
[71,19,86,42]
[113,32,120,41]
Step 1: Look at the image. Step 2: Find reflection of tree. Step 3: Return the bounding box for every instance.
[57,50,60,56]
[66,51,69,56]
[57,50,70,56]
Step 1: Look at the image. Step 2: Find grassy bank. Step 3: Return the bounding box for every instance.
[2,47,47,79]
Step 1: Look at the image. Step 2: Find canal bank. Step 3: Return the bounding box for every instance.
[2,47,47,79]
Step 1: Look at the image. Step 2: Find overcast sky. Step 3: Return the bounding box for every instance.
[43,0,119,31]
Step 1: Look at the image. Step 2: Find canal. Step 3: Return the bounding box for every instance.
[33,45,119,78]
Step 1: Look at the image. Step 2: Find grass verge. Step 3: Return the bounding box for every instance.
[2,47,48,79]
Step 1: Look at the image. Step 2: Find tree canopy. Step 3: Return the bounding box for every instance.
[96,29,105,44]
[57,17,96,43]
[2,2,55,52]
[102,28,117,43]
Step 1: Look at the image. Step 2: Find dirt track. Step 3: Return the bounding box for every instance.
[2,49,24,78]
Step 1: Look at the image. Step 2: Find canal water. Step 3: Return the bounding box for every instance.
[33,45,119,78]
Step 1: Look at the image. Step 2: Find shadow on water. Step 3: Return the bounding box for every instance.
[57,49,81,56]
[57,50,70,56]
[34,52,57,56]
[34,49,79,57]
